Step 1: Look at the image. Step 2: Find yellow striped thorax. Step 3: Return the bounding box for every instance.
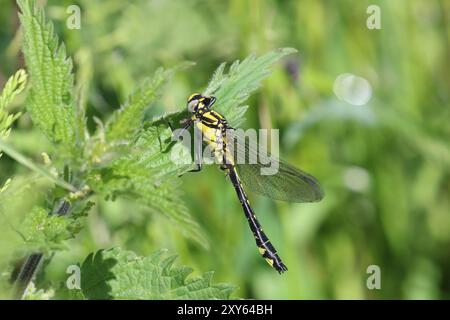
[187,92,222,142]
[186,93,231,164]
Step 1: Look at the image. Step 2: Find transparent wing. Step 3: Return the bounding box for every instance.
[225,129,324,203]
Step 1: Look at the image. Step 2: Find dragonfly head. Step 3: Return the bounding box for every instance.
[187,93,216,113]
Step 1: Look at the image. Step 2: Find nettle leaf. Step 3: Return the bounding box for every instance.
[204,47,297,127]
[105,63,193,143]
[18,0,79,153]
[116,50,298,244]
[0,69,26,139]
[79,248,236,300]
[89,120,207,248]
[19,205,87,254]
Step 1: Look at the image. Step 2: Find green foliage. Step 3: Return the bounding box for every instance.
[204,48,297,127]
[4,0,247,299]
[22,283,54,300]
[15,0,206,252]
[89,120,208,247]
[0,69,26,139]
[19,205,86,254]
[105,64,192,142]
[0,175,53,251]
[0,68,26,216]
[18,0,79,154]
[1,0,447,300]
[79,248,235,299]
[0,140,77,192]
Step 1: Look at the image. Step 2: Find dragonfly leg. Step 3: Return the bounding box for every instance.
[219,165,230,179]
[188,164,202,172]
[166,119,174,131]
[179,123,203,176]
[180,118,193,129]
[178,156,203,176]
[190,124,203,172]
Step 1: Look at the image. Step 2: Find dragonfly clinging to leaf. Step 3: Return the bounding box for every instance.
[178,93,324,273]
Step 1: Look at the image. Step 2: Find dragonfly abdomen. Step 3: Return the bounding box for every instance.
[227,166,288,273]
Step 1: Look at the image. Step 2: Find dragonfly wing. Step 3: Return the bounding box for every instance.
[236,161,324,203]
[227,129,324,203]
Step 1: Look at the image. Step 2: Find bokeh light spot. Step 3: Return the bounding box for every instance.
[333,73,373,106]
[343,166,371,192]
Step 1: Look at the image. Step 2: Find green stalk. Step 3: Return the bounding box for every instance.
[0,139,77,193]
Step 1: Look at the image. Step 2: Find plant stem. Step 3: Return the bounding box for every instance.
[0,139,77,192]
[12,253,44,299]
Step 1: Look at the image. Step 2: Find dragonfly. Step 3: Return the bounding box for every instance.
[179,93,324,273]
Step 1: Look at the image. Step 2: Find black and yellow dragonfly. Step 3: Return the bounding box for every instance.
[179,93,324,273]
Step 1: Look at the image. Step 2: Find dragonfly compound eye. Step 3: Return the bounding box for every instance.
[187,99,198,112]
[187,93,203,112]
[200,96,217,108]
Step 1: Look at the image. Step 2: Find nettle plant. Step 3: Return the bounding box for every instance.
[0,0,296,299]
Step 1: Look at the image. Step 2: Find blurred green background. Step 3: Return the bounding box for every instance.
[0,0,449,299]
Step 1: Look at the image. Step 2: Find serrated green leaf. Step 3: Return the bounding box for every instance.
[18,0,78,153]
[89,120,208,248]
[105,63,193,142]
[204,47,297,127]
[80,248,236,300]
[19,204,87,254]
[53,287,85,300]
[85,50,296,249]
